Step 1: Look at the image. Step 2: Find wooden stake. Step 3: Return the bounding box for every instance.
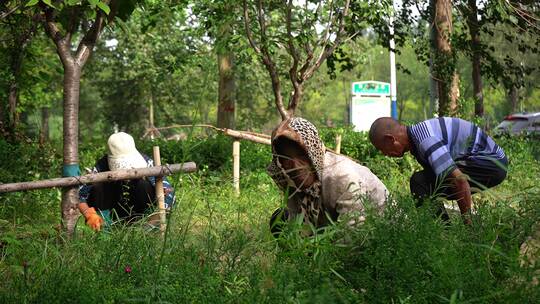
[149,99,155,140]
[233,140,240,195]
[335,134,342,154]
[153,146,167,233]
[0,162,196,193]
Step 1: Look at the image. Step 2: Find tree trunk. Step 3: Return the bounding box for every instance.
[40,107,50,145]
[216,5,235,129]
[217,51,235,129]
[7,82,19,134]
[508,85,519,113]
[7,47,24,137]
[432,0,459,116]
[467,0,484,117]
[0,100,4,135]
[61,64,82,235]
[429,0,439,116]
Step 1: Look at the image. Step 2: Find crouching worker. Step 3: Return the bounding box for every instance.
[267,117,389,237]
[369,117,508,225]
[78,132,175,231]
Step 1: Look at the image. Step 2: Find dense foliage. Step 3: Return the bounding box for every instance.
[1,1,539,141]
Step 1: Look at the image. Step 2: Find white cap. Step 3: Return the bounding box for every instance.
[107,132,147,171]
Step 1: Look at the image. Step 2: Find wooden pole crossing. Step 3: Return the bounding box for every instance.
[0,162,197,193]
[142,124,271,145]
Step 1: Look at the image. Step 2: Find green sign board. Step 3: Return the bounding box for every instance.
[352,81,390,96]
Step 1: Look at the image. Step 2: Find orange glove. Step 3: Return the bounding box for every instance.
[83,207,104,232]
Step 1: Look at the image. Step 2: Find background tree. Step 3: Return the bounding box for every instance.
[431,0,460,116]
[192,0,242,129]
[461,0,484,117]
[242,0,354,120]
[396,0,539,119]
[0,1,40,138]
[214,2,237,129]
[32,0,137,235]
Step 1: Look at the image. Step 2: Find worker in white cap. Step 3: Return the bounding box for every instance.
[78,132,175,231]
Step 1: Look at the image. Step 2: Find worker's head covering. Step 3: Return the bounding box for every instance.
[267,117,326,227]
[107,132,147,171]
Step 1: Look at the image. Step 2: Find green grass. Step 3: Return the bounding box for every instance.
[0,133,539,303]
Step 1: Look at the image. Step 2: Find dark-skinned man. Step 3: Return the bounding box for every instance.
[369,117,508,225]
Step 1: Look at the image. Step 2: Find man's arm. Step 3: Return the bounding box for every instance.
[449,168,473,225]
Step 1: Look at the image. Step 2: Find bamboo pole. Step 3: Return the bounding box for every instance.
[153,146,167,233]
[0,162,196,193]
[143,124,271,145]
[335,134,342,154]
[224,128,271,145]
[233,140,240,195]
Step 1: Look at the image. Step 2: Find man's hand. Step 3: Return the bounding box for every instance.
[449,168,473,225]
[83,207,104,231]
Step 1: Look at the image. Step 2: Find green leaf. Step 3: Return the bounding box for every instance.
[66,0,80,5]
[42,0,54,7]
[96,1,110,15]
[508,15,518,25]
[25,0,39,7]
[88,0,99,5]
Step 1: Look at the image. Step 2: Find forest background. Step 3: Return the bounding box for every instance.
[1,0,539,142]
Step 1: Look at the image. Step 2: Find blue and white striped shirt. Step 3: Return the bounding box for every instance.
[407,117,506,176]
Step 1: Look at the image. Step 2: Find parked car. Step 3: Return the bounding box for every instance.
[493,112,540,136]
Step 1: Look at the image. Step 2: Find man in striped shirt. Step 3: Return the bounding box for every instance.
[369,117,508,224]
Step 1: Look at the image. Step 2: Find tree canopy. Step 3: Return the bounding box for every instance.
[0,0,538,140]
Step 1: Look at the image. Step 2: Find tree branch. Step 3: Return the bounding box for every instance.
[65,5,82,43]
[243,0,261,54]
[244,0,288,120]
[0,3,21,20]
[75,9,105,66]
[76,0,118,66]
[302,0,350,82]
[43,7,74,67]
[0,163,197,193]
[286,0,302,114]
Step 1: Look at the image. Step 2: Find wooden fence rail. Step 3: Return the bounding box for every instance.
[0,162,197,193]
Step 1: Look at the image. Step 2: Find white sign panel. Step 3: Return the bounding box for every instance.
[350,96,391,132]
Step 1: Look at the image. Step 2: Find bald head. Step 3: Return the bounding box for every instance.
[369,117,409,157]
[369,117,401,145]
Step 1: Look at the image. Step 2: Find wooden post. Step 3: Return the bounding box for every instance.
[335,134,342,154]
[233,140,240,195]
[153,146,167,233]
